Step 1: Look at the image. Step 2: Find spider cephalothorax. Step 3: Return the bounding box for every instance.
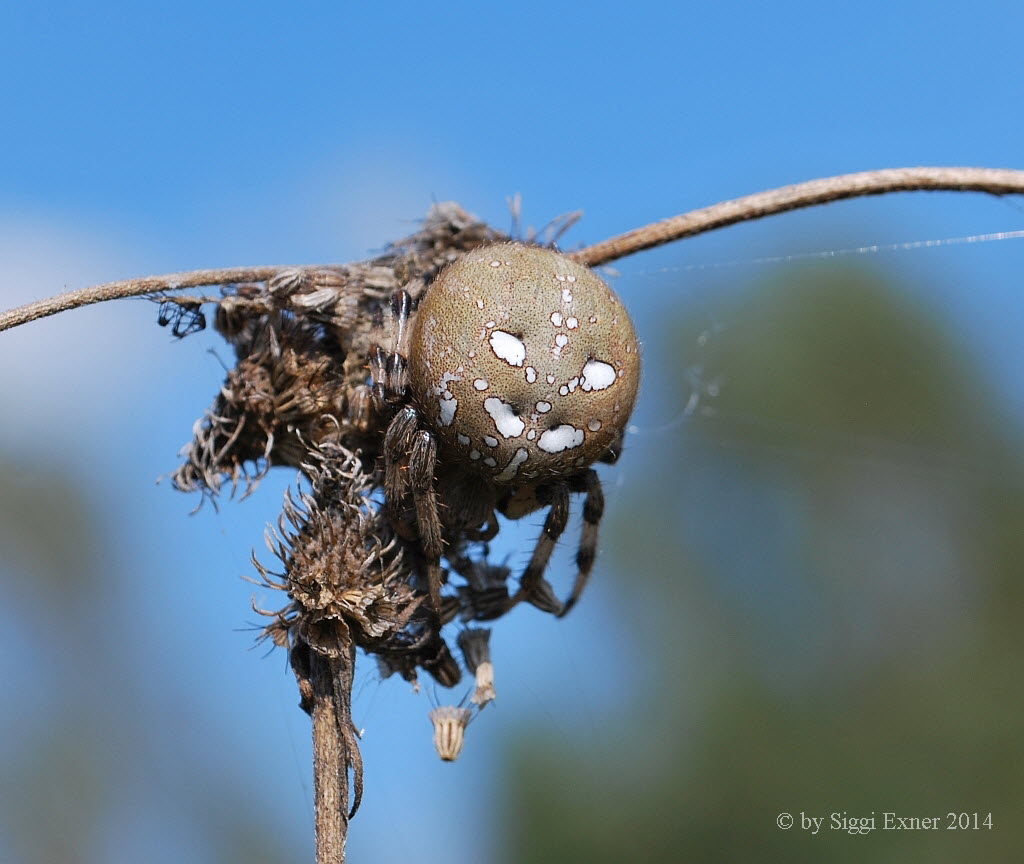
[373,241,641,617]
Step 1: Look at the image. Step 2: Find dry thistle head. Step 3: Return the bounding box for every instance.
[252,442,420,657]
[457,627,496,707]
[429,706,473,761]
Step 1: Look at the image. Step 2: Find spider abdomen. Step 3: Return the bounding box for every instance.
[408,243,640,483]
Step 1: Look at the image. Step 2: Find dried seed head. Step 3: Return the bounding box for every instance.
[253,445,419,655]
[457,628,496,707]
[469,661,495,707]
[457,627,492,670]
[408,242,641,484]
[429,706,473,761]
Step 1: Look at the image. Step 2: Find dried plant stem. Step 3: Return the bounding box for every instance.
[310,648,353,864]
[3,167,1024,335]
[0,266,285,332]
[569,166,1024,267]
[4,167,1024,335]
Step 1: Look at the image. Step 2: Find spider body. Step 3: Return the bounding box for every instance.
[373,242,640,618]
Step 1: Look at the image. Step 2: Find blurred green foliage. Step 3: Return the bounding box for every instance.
[501,266,1024,863]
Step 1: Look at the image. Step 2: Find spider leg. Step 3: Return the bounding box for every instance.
[465,513,499,543]
[369,289,449,620]
[419,632,461,687]
[506,483,571,614]
[408,430,445,610]
[389,288,412,358]
[369,289,414,410]
[382,406,419,516]
[381,410,448,615]
[450,551,511,621]
[558,468,604,618]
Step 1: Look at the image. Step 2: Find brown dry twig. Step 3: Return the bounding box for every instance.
[568,166,1024,266]
[3,167,1024,335]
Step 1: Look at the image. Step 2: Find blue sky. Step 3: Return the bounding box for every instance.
[3,2,1024,862]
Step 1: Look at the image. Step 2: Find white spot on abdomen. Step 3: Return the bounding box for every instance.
[484,435,499,447]
[473,378,489,391]
[550,312,563,326]
[536,401,552,413]
[435,371,461,426]
[566,317,579,329]
[439,397,458,426]
[484,397,526,438]
[432,371,461,396]
[587,419,602,432]
[489,330,526,366]
[537,425,585,453]
[495,447,529,481]
[580,360,616,392]
[525,366,537,383]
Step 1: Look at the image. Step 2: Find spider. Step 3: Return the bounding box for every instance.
[369,242,641,620]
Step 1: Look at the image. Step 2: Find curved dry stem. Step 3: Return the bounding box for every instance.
[568,166,1024,267]
[0,266,286,332]
[4,167,1024,336]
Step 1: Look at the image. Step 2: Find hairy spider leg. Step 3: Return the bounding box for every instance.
[505,468,605,617]
[505,483,570,615]
[390,288,412,359]
[559,469,604,618]
[382,407,419,517]
[372,289,450,618]
[408,430,445,610]
[369,291,412,408]
[448,551,510,621]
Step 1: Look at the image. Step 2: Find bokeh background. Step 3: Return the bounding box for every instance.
[3,2,1024,862]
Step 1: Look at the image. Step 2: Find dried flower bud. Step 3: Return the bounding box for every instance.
[471,663,495,707]
[457,628,496,707]
[429,706,473,761]
[268,268,307,296]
